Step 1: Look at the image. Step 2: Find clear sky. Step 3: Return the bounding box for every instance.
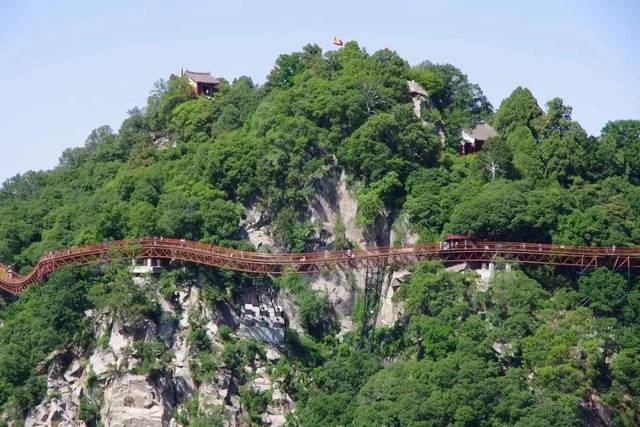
[1,0,639,183]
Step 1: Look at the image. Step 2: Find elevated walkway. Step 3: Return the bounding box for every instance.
[0,238,635,295]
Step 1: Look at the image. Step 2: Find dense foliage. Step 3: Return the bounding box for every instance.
[0,41,639,424]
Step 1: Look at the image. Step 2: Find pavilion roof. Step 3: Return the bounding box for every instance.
[184,70,220,85]
[462,122,497,142]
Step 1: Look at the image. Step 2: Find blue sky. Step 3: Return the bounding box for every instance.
[1,0,639,183]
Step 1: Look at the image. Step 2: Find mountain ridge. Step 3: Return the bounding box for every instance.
[0,41,639,426]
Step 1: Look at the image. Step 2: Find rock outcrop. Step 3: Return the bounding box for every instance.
[243,205,275,250]
[309,170,366,247]
[101,374,173,427]
[407,80,429,120]
[25,276,295,427]
[24,171,405,426]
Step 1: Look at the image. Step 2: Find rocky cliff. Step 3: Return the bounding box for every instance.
[25,278,293,427]
[23,172,411,427]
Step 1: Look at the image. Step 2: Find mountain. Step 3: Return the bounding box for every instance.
[0,41,639,426]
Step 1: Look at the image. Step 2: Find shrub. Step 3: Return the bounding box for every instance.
[218,324,232,341]
[296,289,336,339]
[130,340,172,376]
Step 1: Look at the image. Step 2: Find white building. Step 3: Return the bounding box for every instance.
[239,303,285,348]
[130,258,165,275]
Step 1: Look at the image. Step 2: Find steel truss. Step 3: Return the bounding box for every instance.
[1,238,639,294]
[359,267,387,349]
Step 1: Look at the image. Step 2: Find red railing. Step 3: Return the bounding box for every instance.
[0,237,637,295]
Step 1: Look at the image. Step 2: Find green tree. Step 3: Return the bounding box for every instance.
[489,271,548,340]
[146,75,195,130]
[446,181,527,240]
[416,62,492,146]
[338,105,439,184]
[578,268,627,317]
[394,261,472,319]
[607,349,640,426]
[478,136,515,180]
[156,192,203,239]
[555,203,635,247]
[353,354,503,427]
[0,269,90,413]
[266,52,305,89]
[296,289,336,339]
[594,120,640,183]
[269,206,311,252]
[507,125,544,179]
[355,171,402,226]
[493,87,543,136]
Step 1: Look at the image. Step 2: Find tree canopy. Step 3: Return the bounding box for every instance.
[0,42,638,425]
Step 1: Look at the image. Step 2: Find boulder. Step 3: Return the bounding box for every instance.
[310,273,357,313]
[243,205,275,249]
[63,359,83,383]
[309,171,365,248]
[198,381,226,408]
[582,392,612,427]
[101,374,173,427]
[263,389,295,427]
[172,331,195,402]
[376,271,405,327]
[276,290,304,335]
[265,346,281,362]
[25,397,78,427]
[89,346,116,378]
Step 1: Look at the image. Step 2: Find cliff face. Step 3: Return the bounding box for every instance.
[22,174,414,427]
[244,170,411,336]
[25,278,293,427]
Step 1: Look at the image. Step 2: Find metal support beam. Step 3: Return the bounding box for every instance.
[1,238,639,295]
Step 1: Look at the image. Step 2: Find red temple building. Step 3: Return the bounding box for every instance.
[182,69,221,96]
[460,121,497,155]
